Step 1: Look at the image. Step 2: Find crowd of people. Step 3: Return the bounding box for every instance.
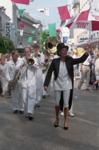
[0,42,99,130]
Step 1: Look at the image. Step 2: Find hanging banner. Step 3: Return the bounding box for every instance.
[58,5,71,21]
[48,23,56,37]
[18,8,25,16]
[11,0,29,5]
[18,21,26,29]
[27,37,33,44]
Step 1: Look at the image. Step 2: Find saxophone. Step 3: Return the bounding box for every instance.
[9,58,35,90]
[8,69,21,90]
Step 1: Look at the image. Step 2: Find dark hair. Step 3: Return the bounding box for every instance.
[57,43,69,56]
[33,43,40,49]
[11,50,18,56]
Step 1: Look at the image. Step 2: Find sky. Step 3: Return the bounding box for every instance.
[1,0,99,29]
[17,0,74,28]
[0,0,13,20]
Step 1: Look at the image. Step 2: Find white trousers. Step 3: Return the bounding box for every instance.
[22,86,36,114]
[95,68,99,80]
[11,84,24,111]
[1,79,8,95]
[36,69,43,104]
[54,90,70,108]
[78,65,90,89]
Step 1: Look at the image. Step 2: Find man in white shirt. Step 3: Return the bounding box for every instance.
[78,54,92,90]
[19,47,37,120]
[6,51,24,113]
[94,50,99,85]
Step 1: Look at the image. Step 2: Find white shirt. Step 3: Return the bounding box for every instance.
[5,58,23,82]
[95,58,99,70]
[83,55,91,66]
[54,61,72,91]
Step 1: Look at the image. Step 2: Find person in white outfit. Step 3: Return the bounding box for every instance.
[33,44,44,108]
[94,50,99,86]
[19,47,37,120]
[78,54,92,90]
[0,55,8,96]
[6,51,24,113]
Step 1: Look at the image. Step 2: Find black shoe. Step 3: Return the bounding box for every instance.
[19,110,24,114]
[25,113,34,121]
[28,116,34,121]
[35,104,40,109]
[13,110,18,114]
[42,95,46,99]
[64,126,69,130]
[53,120,59,128]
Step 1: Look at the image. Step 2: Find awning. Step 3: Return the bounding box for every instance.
[74,9,99,31]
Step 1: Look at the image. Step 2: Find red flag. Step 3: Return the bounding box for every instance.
[11,0,29,5]
[75,10,89,22]
[18,21,26,29]
[92,21,99,31]
[58,5,71,21]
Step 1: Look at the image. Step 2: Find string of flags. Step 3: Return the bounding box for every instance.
[11,0,30,5]
[58,5,71,21]
[10,0,99,39]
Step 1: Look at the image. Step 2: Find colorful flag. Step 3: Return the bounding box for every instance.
[58,5,71,21]
[27,37,33,44]
[18,8,25,16]
[18,21,26,29]
[11,0,29,5]
[32,30,35,34]
[75,9,90,22]
[48,23,56,37]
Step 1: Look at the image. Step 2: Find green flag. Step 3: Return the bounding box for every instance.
[48,23,56,37]
[18,8,25,16]
[32,30,35,34]
[27,37,33,44]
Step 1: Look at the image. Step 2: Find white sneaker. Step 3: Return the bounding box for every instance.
[60,112,64,116]
[69,112,75,117]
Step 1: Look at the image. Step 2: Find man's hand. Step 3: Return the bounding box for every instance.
[44,86,48,91]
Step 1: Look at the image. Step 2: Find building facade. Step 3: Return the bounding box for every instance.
[0,6,11,38]
[0,3,42,48]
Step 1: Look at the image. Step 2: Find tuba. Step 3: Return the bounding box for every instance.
[46,42,57,55]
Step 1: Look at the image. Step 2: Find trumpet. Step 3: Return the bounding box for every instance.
[27,58,35,65]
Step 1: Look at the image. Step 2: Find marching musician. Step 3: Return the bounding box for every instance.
[19,47,37,120]
[5,50,24,113]
[33,43,44,108]
[0,54,8,96]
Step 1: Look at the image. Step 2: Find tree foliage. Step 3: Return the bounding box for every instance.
[0,36,15,53]
[39,30,59,52]
[39,30,49,52]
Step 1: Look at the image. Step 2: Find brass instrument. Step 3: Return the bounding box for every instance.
[8,69,21,90]
[27,58,35,65]
[8,58,35,90]
[42,58,49,73]
[8,62,26,90]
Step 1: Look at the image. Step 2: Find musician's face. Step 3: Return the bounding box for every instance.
[34,47,39,54]
[12,53,18,62]
[24,48,31,59]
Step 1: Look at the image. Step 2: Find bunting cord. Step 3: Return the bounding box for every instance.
[15,0,99,26]
[17,0,99,17]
